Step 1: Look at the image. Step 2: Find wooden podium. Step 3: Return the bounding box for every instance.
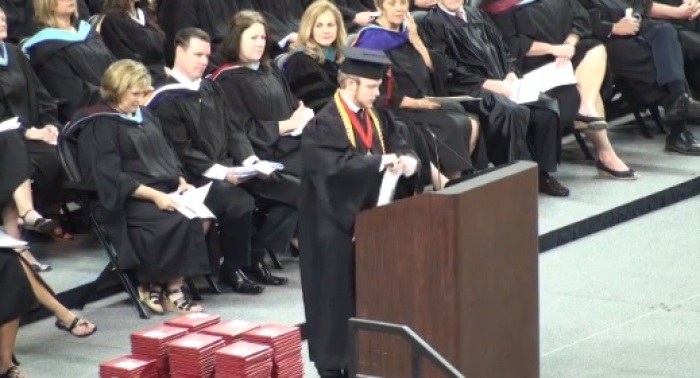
[354,161,540,378]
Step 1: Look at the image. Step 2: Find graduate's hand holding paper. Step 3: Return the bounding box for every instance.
[176,177,195,194]
[482,79,512,99]
[551,43,574,67]
[225,171,249,186]
[153,191,178,212]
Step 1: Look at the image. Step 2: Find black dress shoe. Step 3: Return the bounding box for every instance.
[244,261,289,286]
[665,130,700,155]
[665,94,700,121]
[595,160,639,180]
[219,269,265,294]
[538,173,570,197]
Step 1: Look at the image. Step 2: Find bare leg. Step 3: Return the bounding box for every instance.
[469,118,480,153]
[585,97,630,171]
[2,205,43,267]
[17,258,95,336]
[574,45,607,118]
[0,319,19,374]
[12,181,38,223]
[430,164,449,190]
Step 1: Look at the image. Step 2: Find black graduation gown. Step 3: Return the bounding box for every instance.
[579,0,684,102]
[0,130,31,210]
[653,0,700,90]
[486,0,601,72]
[421,6,560,171]
[284,51,339,113]
[334,0,373,32]
[22,21,115,123]
[74,105,210,283]
[0,249,37,326]
[157,0,237,66]
[99,12,167,85]
[148,78,300,209]
[0,44,65,208]
[355,28,488,173]
[146,79,262,271]
[299,98,419,371]
[210,64,303,177]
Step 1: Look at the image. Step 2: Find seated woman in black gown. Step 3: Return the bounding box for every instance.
[209,10,313,178]
[354,0,489,180]
[0,6,73,244]
[75,60,209,314]
[285,0,347,113]
[482,0,637,179]
[22,0,115,123]
[95,0,168,85]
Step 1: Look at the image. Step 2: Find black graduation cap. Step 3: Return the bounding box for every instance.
[340,47,392,80]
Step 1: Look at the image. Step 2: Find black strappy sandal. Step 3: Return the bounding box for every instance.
[15,248,51,272]
[575,114,608,131]
[164,288,203,313]
[55,316,97,338]
[0,366,24,378]
[20,209,56,234]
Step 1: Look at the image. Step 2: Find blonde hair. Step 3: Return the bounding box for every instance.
[100,59,152,106]
[33,0,79,29]
[290,0,346,64]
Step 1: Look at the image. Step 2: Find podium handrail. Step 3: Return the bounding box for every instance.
[347,318,466,378]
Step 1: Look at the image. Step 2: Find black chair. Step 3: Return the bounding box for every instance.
[607,81,667,139]
[58,120,217,319]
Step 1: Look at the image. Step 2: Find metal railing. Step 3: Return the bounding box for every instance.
[347,318,466,378]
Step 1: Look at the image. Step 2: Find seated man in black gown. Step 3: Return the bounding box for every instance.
[579,0,700,154]
[147,28,291,293]
[300,47,420,378]
[421,0,569,196]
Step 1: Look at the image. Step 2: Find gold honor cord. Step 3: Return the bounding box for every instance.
[334,91,386,154]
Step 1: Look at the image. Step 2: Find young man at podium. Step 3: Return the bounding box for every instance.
[298,47,421,378]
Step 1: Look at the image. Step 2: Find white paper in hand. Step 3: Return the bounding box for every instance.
[229,161,284,178]
[0,117,21,133]
[376,170,401,206]
[168,183,216,219]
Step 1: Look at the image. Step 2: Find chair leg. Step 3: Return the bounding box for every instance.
[90,212,150,319]
[185,277,202,301]
[268,249,283,270]
[632,109,653,139]
[649,106,667,134]
[573,131,595,161]
[204,275,221,294]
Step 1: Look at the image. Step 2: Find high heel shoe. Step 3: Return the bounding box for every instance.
[15,249,52,272]
[596,160,639,180]
[575,114,608,130]
[20,209,56,234]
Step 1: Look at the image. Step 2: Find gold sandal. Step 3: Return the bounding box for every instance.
[164,288,203,313]
[138,284,164,314]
